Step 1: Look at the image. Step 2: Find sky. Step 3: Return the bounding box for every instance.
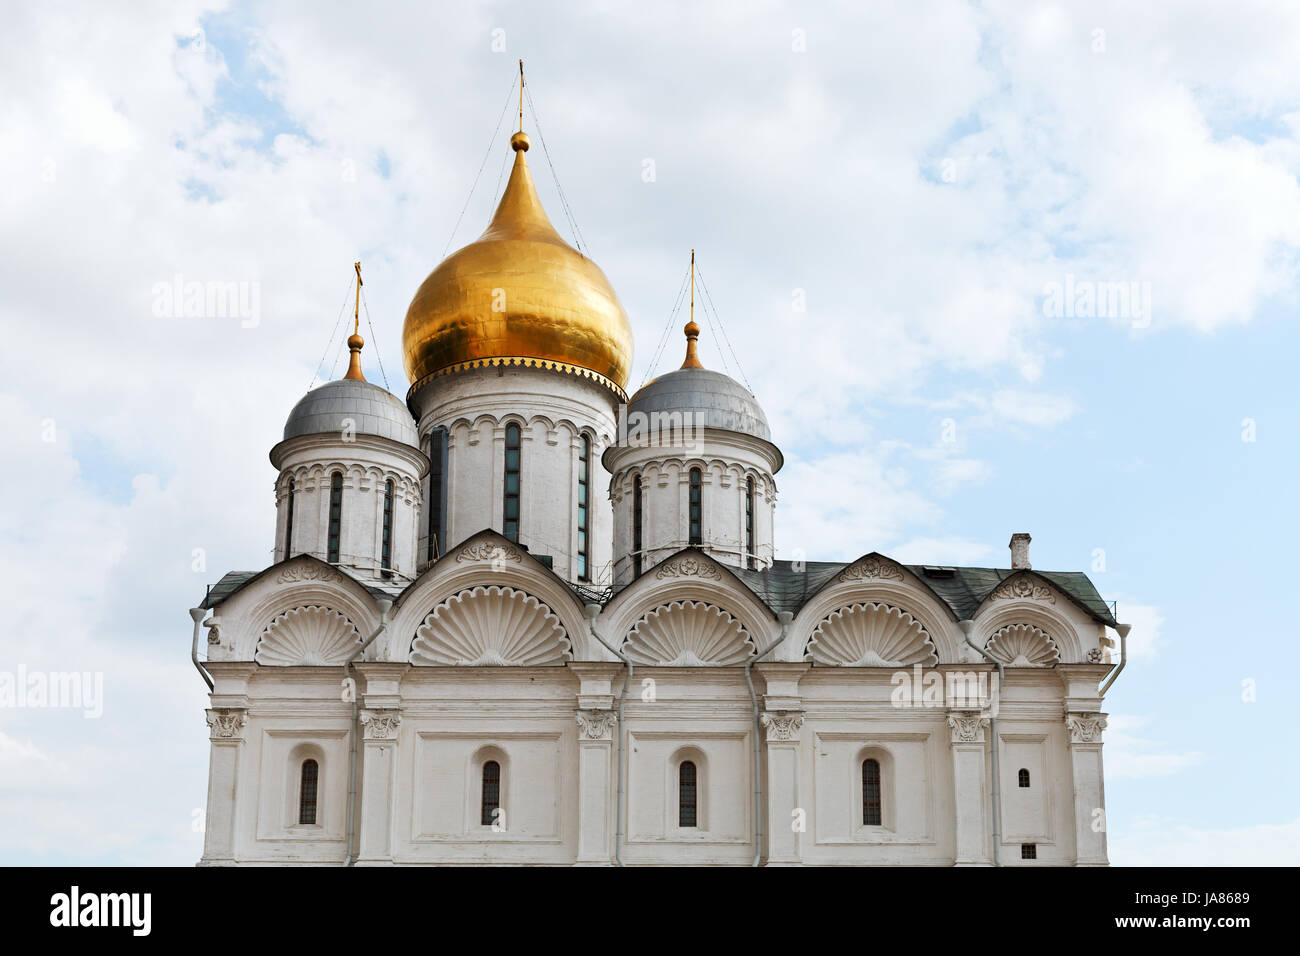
[1,0,1297,865]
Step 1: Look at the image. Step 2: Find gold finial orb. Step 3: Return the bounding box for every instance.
[681,320,703,369]
[402,131,633,396]
[343,333,367,381]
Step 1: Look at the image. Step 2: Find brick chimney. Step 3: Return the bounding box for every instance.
[1009,533,1032,570]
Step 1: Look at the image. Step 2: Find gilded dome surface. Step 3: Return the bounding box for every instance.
[402,134,634,397]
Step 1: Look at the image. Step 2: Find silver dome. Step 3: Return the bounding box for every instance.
[629,367,771,441]
[283,378,418,446]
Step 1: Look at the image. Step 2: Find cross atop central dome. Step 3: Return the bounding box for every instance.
[402,129,634,399]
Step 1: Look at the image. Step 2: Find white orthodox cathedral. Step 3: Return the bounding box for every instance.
[193,122,1129,866]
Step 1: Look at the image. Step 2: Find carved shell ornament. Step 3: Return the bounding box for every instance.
[984,623,1060,667]
[624,601,755,666]
[256,606,361,666]
[410,586,571,666]
[805,603,938,667]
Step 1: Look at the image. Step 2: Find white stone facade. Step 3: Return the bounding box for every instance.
[198,537,1119,866]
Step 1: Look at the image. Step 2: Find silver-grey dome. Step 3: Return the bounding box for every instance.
[282,378,418,446]
[628,367,771,441]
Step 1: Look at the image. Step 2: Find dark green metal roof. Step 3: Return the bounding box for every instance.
[201,552,1116,627]
[202,571,257,609]
[732,560,1116,626]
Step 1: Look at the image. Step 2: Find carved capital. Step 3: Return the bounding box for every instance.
[360,709,402,740]
[205,708,247,740]
[1065,712,1107,744]
[759,711,804,742]
[575,709,618,741]
[947,712,990,743]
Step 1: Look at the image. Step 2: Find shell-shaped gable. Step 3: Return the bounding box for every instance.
[624,601,754,666]
[985,623,1060,667]
[410,585,571,666]
[255,606,362,666]
[805,602,938,667]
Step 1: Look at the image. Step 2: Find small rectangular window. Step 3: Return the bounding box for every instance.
[381,479,394,574]
[327,473,343,564]
[503,425,521,543]
[577,437,590,580]
[1021,843,1037,860]
[298,759,319,825]
[632,475,643,578]
[481,760,501,827]
[679,761,697,828]
[284,478,295,559]
[863,758,882,826]
[688,468,702,546]
[426,428,447,562]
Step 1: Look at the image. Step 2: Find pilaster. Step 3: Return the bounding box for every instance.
[947,711,992,866]
[1065,711,1109,866]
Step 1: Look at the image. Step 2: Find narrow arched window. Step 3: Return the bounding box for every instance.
[284,478,295,559]
[298,759,319,825]
[745,476,755,570]
[426,428,446,562]
[503,424,521,543]
[863,758,881,826]
[632,475,644,577]
[327,472,343,564]
[688,468,702,546]
[1019,768,1030,788]
[679,761,698,827]
[481,760,501,826]
[577,435,591,580]
[381,478,394,574]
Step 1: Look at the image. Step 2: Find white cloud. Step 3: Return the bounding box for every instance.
[991,389,1076,428]
[1104,715,1204,780]
[1113,600,1166,661]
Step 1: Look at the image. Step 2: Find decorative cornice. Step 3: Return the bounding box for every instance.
[407,356,628,407]
[837,555,906,584]
[275,565,345,585]
[360,709,402,740]
[205,708,247,740]
[760,711,804,742]
[990,575,1057,604]
[947,712,990,743]
[575,709,619,741]
[455,542,523,565]
[1065,713,1107,744]
[654,556,721,581]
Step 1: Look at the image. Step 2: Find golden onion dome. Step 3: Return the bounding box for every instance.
[402,131,634,399]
